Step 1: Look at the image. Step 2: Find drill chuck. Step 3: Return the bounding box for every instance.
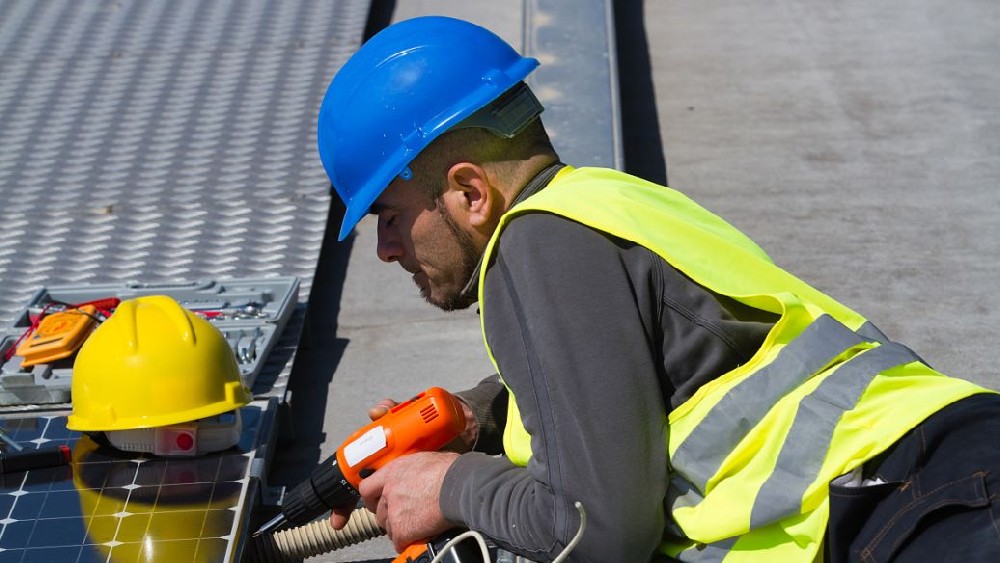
[281,455,361,526]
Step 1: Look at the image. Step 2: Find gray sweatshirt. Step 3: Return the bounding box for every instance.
[440,169,775,562]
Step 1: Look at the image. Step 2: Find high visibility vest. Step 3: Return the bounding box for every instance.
[476,166,988,561]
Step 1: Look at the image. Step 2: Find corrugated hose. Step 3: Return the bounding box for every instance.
[248,507,384,562]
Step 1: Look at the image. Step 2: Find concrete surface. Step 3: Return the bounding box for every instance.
[647,0,1000,385]
[274,1,1000,561]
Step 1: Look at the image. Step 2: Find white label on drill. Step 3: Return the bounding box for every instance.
[343,426,387,467]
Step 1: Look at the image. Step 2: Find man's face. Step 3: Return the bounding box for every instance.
[371,179,480,311]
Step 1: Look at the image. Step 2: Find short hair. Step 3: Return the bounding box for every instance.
[409,117,556,198]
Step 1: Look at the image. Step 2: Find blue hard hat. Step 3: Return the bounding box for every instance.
[317,16,540,240]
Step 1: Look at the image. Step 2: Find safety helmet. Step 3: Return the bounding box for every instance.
[67,295,250,441]
[317,16,542,240]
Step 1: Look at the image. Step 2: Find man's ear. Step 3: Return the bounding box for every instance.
[443,162,495,229]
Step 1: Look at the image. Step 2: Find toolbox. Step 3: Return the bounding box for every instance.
[0,276,299,407]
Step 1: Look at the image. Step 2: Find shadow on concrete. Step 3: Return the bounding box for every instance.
[614,0,668,185]
[269,194,352,486]
[267,0,398,490]
[363,0,397,42]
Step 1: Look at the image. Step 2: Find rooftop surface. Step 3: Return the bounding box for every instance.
[8,1,994,561]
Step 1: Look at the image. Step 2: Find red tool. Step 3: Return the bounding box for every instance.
[254,387,466,536]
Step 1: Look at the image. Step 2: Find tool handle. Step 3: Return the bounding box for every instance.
[392,530,490,563]
[334,387,466,488]
[392,542,431,563]
[0,445,71,474]
[78,297,121,312]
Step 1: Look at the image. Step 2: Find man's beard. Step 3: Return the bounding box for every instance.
[424,200,480,312]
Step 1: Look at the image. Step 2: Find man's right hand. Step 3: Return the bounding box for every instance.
[328,393,478,531]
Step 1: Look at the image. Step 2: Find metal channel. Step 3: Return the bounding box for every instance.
[522,0,623,170]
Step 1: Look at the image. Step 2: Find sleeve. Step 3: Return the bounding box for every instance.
[454,374,508,455]
[440,213,671,562]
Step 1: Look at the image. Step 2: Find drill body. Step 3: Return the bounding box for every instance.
[267,387,467,531]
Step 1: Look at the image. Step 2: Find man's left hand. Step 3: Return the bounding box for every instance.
[358,450,462,552]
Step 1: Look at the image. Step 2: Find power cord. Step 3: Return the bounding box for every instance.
[427,530,491,563]
[428,502,587,563]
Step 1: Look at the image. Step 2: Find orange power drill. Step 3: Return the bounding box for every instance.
[254,387,466,537]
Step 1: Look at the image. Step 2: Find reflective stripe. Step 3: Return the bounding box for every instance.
[749,342,919,527]
[667,473,704,530]
[671,315,864,489]
[676,536,738,562]
[856,320,889,344]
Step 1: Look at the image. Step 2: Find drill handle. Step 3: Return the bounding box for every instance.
[391,542,430,563]
[391,530,493,563]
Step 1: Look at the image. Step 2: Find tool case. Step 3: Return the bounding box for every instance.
[0,276,299,407]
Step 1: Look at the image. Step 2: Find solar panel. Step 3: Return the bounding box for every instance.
[0,400,274,563]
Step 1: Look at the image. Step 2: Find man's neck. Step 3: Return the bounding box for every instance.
[500,155,562,213]
[458,160,566,303]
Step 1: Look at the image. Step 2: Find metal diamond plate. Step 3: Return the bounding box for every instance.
[0,0,370,334]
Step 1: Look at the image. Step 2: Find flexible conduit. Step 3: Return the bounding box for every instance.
[248,508,384,562]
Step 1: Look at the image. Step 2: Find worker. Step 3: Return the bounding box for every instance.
[316,16,1000,563]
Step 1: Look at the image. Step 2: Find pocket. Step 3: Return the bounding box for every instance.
[826,478,901,563]
[853,471,990,563]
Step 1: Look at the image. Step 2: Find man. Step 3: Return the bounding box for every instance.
[317,16,1000,562]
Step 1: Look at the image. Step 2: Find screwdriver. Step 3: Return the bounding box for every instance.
[0,428,71,474]
[0,445,71,474]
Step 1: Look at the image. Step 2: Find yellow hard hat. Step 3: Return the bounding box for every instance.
[67,295,250,431]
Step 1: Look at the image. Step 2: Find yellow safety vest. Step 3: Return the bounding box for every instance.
[476,166,988,561]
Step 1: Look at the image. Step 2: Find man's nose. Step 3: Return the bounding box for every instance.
[376,224,403,263]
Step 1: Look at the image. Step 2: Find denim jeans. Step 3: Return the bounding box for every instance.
[826,393,1000,563]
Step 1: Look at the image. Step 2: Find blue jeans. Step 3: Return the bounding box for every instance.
[826,393,1000,562]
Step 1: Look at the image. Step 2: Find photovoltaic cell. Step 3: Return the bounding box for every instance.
[0,401,272,563]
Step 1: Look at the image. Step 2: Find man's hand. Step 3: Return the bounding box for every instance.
[359,451,461,552]
[328,393,476,533]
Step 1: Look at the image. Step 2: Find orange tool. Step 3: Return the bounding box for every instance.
[16,305,99,367]
[254,387,466,536]
[391,532,486,563]
[393,542,439,563]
